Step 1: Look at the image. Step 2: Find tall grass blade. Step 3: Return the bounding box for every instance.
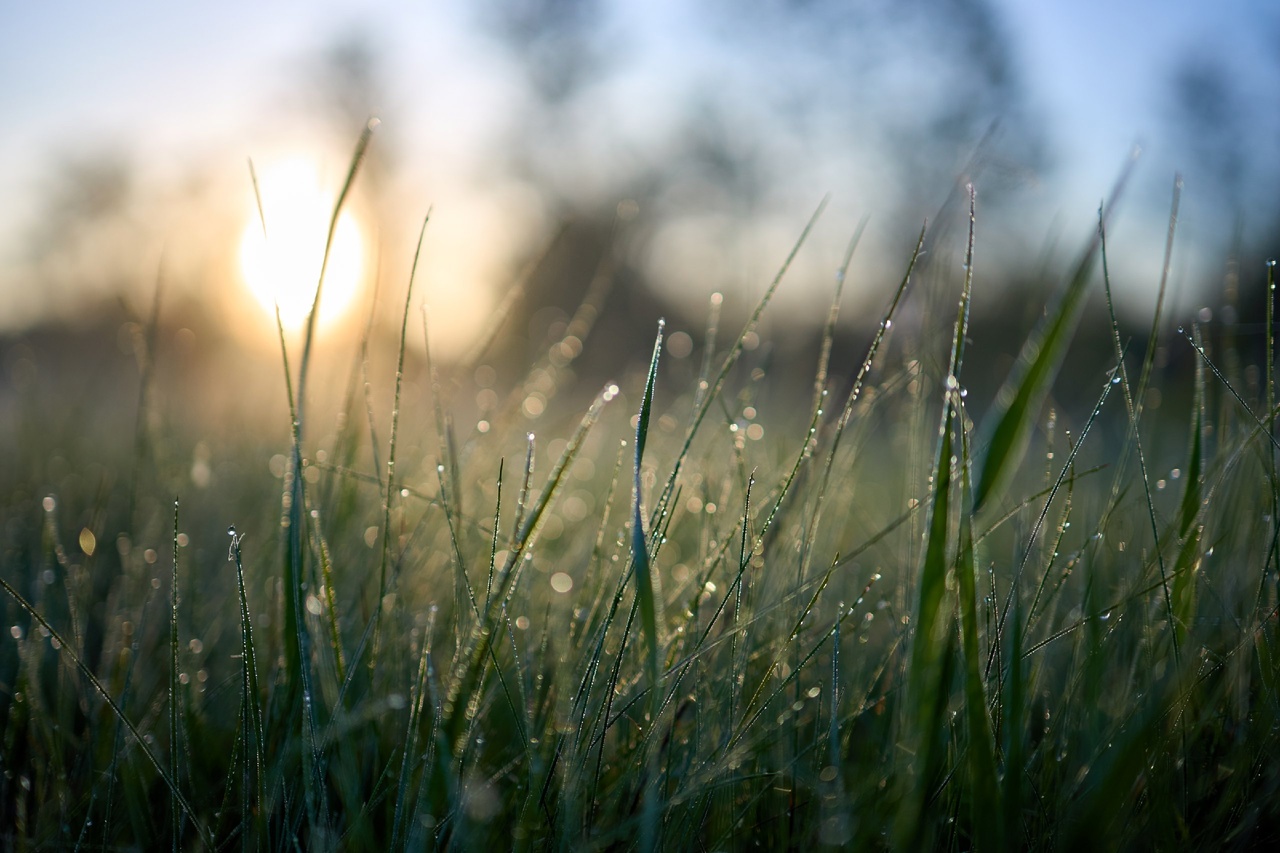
[228,527,265,850]
[373,212,429,663]
[974,152,1137,511]
[652,197,827,529]
[634,320,665,692]
[1172,328,1206,636]
[899,186,976,848]
[168,498,181,850]
[1099,202,1179,659]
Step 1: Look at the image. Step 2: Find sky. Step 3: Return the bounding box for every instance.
[1,0,1276,348]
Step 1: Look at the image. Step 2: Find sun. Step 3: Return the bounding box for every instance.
[238,157,365,331]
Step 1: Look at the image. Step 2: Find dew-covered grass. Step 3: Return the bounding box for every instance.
[2,144,1279,850]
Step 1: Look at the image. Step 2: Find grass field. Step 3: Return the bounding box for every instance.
[2,144,1279,850]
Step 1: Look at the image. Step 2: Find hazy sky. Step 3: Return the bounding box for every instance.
[1,0,1276,341]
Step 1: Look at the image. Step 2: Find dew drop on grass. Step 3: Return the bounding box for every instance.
[9,626,21,640]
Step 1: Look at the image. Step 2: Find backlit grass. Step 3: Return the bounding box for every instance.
[2,143,1279,850]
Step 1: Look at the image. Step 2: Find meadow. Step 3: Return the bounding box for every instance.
[2,139,1279,850]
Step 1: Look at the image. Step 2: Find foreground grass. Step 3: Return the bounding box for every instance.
[3,167,1280,850]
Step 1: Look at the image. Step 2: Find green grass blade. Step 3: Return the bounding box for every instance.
[956,401,1000,851]
[634,320,665,689]
[1171,327,1206,637]
[651,197,828,532]
[899,186,977,848]
[168,499,181,850]
[228,527,265,848]
[633,320,664,853]
[1098,202,1179,660]
[373,212,430,663]
[974,154,1137,511]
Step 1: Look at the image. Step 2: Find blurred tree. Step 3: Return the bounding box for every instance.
[21,150,149,320]
[470,0,1047,334]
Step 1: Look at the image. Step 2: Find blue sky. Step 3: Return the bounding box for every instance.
[1,0,1276,338]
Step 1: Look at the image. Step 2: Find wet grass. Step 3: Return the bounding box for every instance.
[2,147,1280,850]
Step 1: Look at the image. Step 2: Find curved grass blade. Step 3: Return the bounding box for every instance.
[633,319,664,853]
[634,319,665,691]
[974,152,1137,511]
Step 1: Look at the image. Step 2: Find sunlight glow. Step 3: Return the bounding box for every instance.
[238,157,364,331]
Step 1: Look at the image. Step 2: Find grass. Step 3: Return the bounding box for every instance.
[3,137,1280,850]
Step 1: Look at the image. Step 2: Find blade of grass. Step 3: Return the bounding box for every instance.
[1098,202,1180,661]
[633,319,665,853]
[228,527,265,850]
[651,197,828,536]
[634,320,665,693]
[974,151,1137,512]
[373,212,430,664]
[955,400,1000,851]
[897,187,978,850]
[1171,339,1205,642]
[168,498,181,850]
